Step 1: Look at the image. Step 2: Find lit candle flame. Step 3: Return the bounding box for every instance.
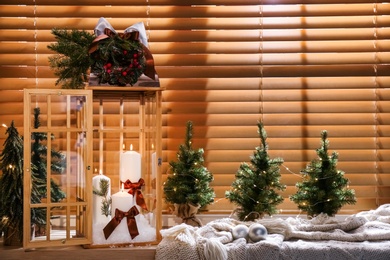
[130,144,133,151]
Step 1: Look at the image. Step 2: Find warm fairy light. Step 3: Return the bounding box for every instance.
[8,164,13,169]
[2,124,7,128]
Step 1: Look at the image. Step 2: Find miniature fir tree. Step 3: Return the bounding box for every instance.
[32,107,66,202]
[47,28,94,89]
[0,121,44,245]
[0,121,25,244]
[164,121,215,209]
[290,130,356,217]
[226,122,285,221]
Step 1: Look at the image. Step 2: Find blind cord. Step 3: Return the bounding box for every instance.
[373,2,380,207]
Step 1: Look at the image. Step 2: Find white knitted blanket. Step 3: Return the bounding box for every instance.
[156,204,390,260]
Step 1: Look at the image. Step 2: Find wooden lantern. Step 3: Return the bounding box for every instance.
[22,87,163,249]
[87,86,163,247]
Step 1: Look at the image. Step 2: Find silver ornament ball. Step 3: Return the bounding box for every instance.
[248,223,267,242]
[232,224,249,240]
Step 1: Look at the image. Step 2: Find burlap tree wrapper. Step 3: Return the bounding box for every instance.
[174,203,202,227]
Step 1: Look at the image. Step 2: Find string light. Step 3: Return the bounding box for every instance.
[210,197,227,205]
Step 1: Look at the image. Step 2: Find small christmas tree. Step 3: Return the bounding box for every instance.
[163,121,215,226]
[226,122,285,221]
[47,28,94,89]
[0,121,24,245]
[290,130,356,217]
[0,121,45,245]
[32,107,66,203]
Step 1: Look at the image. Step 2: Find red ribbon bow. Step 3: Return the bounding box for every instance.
[122,178,148,211]
[88,28,156,80]
[103,206,139,240]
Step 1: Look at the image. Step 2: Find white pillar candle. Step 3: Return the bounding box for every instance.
[111,184,134,214]
[92,170,111,224]
[120,144,141,183]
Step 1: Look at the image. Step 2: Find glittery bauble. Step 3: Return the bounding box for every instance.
[248,223,267,242]
[232,224,249,240]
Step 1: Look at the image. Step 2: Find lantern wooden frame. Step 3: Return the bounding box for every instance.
[23,89,94,249]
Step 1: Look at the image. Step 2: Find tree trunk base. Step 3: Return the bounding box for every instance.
[174,203,202,227]
[3,228,22,247]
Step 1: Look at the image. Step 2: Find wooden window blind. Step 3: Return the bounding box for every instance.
[0,0,389,215]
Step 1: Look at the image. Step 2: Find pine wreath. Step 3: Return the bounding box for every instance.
[89,32,146,86]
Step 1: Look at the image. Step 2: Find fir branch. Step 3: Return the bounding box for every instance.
[93,179,111,217]
[47,28,95,89]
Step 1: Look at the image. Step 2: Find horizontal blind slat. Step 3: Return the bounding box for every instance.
[2,4,390,17]
[1,16,390,30]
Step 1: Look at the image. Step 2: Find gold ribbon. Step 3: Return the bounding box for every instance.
[103,206,139,240]
[88,28,156,80]
[122,178,148,211]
